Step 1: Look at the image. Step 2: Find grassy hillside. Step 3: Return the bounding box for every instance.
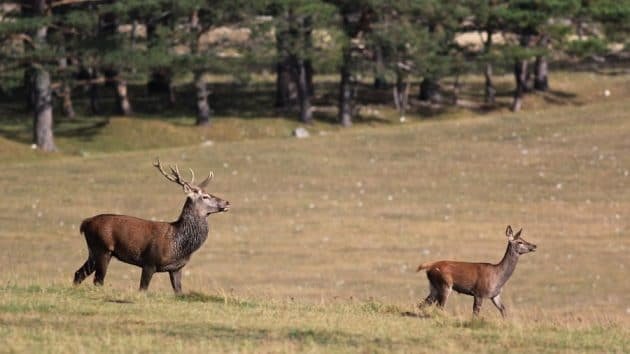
[0,72,629,352]
[1,71,629,162]
[1,286,627,353]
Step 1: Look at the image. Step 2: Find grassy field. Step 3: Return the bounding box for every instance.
[1,72,629,352]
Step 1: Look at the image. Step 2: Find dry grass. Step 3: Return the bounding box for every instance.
[0,286,627,353]
[1,72,629,352]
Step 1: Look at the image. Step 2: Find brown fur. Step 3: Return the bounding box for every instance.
[416,226,536,317]
[73,159,229,294]
[79,215,175,269]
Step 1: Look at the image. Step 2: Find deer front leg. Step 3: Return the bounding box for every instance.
[472,296,484,316]
[491,295,507,318]
[139,266,156,291]
[169,269,183,294]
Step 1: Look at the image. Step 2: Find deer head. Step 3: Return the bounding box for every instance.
[154,158,230,217]
[506,225,536,255]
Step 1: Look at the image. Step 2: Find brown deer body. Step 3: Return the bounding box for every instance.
[416,226,536,317]
[73,159,230,294]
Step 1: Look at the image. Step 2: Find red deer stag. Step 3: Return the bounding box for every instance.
[416,226,536,317]
[73,159,230,294]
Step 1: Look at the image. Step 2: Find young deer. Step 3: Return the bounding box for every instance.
[73,159,230,294]
[416,226,536,317]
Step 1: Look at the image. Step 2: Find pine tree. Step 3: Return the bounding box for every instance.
[0,0,68,151]
[324,0,376,127]
[368,3,440,117]
[496,0,579,110]
[468,0,505,105]
[258,1,336,123]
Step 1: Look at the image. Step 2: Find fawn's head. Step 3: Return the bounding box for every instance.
[154,159,230,217]
[506,225,536,255]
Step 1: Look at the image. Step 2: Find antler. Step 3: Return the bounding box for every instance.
[198,171,214,189]
[154,158,214,191]
[154,158,193,190]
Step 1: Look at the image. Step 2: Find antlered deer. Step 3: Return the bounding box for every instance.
[73,159,230,294]
[416,226,536,317]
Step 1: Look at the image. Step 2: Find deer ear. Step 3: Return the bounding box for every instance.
[506,225,513,239]
[183,183,193,194]
[514,228,523,239]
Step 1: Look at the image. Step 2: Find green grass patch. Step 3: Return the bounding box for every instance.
[1,72,629,352]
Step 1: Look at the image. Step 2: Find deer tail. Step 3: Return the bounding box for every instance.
[79,218,91,235]
[416,262,435,272]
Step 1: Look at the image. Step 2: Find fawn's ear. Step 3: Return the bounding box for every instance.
[506,225,514,240]
[514,228,523,239]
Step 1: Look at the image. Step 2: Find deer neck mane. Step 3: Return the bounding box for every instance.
[172,198,209,258]
[494,241,520,289]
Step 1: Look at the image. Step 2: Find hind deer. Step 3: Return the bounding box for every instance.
[416,226,536,317]
[73,159,230,294]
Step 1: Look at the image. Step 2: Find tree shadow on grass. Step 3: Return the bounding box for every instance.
[54,118,110,141]
[400,311,432,319]
[539,89,580,106]
[104,298,134,304]
[176,291,257,309]
[0,117,111,145]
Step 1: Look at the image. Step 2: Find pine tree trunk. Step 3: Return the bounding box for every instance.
[148,69,176,105]
[61,83,75,118]
[89,83,99,114]
[32,67,56,152]
[419,78,440,102]
[275,20,289,109]
[373,46,387,89]
[305,59,314,97]
[393,72,407,117]
[483,30,495,105]
[275,59,294,109]
[302,15,315,97]
[83,67,99,115]
[56,58,75,118]
[293,58,312,124]
[533,55,548,91]
[190,10,199,30]
[511,59,528,112]
[339,51,353,127]
[24,69,35,109]
[195,72,210,126]
[484,62,495,105]
[115,79,132,115]
[452,74,460,105]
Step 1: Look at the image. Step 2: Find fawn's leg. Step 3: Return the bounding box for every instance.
[437,286,452,308]
[93,252,112,286]
[73,257,95,285]
[491,295,507,318]
[418,283,438,309]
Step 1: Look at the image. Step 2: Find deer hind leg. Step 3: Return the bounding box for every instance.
[437,285,452,308]
[427,271,452,309]
[418,283,438,309]
[491,295,507,318]
[93,252,112,286]
[73,257,96,285]
[472,296,484,316]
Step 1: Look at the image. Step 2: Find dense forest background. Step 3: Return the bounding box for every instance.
[1,0,629,151]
